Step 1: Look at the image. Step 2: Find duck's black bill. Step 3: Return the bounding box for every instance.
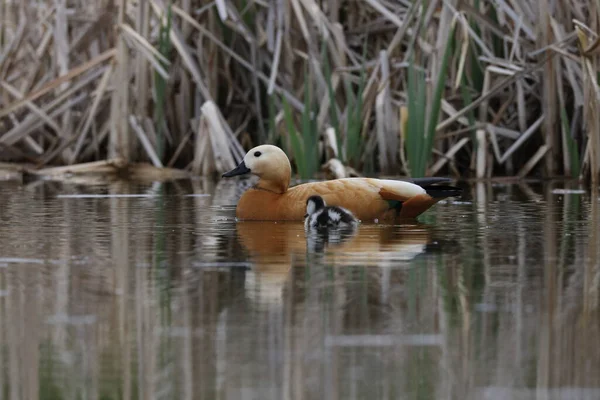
[222,161,251,178]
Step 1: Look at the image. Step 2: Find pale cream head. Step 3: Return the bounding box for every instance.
[242,145,292,193]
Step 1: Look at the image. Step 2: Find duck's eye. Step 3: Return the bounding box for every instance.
[254,151,262,157]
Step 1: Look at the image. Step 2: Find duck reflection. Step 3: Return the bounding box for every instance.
[236,221,436,304]
[236,221,433,265]
[304,225,358,253]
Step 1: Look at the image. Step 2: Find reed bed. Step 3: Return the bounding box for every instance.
[0,0,599,183]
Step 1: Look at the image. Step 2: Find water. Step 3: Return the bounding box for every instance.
[0,177,599,400]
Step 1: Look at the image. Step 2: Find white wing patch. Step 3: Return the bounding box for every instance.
[378,179,426,197]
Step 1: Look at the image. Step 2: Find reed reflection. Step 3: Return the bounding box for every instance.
[0,179,598,399]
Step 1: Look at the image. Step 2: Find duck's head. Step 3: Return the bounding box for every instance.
[305,195,326,216]
[222,145,291,193]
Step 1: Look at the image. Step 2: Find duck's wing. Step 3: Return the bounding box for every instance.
[292,178,423,197]
[376,178,462,199]
[375,178,462,218]
[287,179,418,218]
[287,178,461,220]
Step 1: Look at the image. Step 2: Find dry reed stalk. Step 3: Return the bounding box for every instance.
[54,0,72,163]
[375,50,398,173]
[2,91,90,147]
[192,115,213,175]
[129,115,163,167]
[0,81,61,137]
[0,0,598,182]
[32,158,127,176]
[200,100,244,174]
[109,0,132,161]
[429,137,469,176]
[517,144,550,178]
[134,0,151,121]
[70,64,114,164]
[575,22,600,185]
[126,162,191,180]
[0,49,115,119]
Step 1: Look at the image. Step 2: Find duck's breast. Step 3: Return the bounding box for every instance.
[236,189,305,220]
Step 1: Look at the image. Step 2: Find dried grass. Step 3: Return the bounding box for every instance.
[0,0,598,182]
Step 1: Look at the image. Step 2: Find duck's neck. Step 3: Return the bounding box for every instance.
[254,157,291,194]
[256,177,289,194]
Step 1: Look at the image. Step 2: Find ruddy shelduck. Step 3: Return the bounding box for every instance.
[222,145,462,223]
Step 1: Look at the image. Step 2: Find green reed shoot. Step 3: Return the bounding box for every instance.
[301,77,319,179]
[281,98,305,176]
[322,38,367,168]
[561,107,580,178]
[405,22,456,177]
[406,58,427,177]
[267,92,277,144]
[344,43,367,168]
[154,4,172,162]
[281,64,319,179]
[322,42,342,159]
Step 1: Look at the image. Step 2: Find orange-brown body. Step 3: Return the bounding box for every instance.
[236,178,439,223]
[222,145,460,223]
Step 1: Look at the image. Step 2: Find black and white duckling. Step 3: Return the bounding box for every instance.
[304,195,359,230]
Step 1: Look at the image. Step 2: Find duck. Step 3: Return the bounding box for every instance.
[304,195,359,230]
[222,144,462,223]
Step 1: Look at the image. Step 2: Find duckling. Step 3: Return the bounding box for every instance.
[304,195,359,253]
[304,195,359,231]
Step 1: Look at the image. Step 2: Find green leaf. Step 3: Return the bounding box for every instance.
[422,21,457,173]
[322,40,342,161]
[282,98,306,178]
[561,107,580,177]
[406,56,427,177]
[301,63,317,177]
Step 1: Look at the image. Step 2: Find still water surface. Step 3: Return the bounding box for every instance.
[0,177,599,400]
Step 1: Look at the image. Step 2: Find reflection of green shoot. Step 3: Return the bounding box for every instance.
[152,185,173,397]
[559,191,581,269]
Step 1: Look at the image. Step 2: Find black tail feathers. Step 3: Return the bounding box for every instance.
[408,177,463,199]
[409,177,452,186]
[423,184,463,199]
